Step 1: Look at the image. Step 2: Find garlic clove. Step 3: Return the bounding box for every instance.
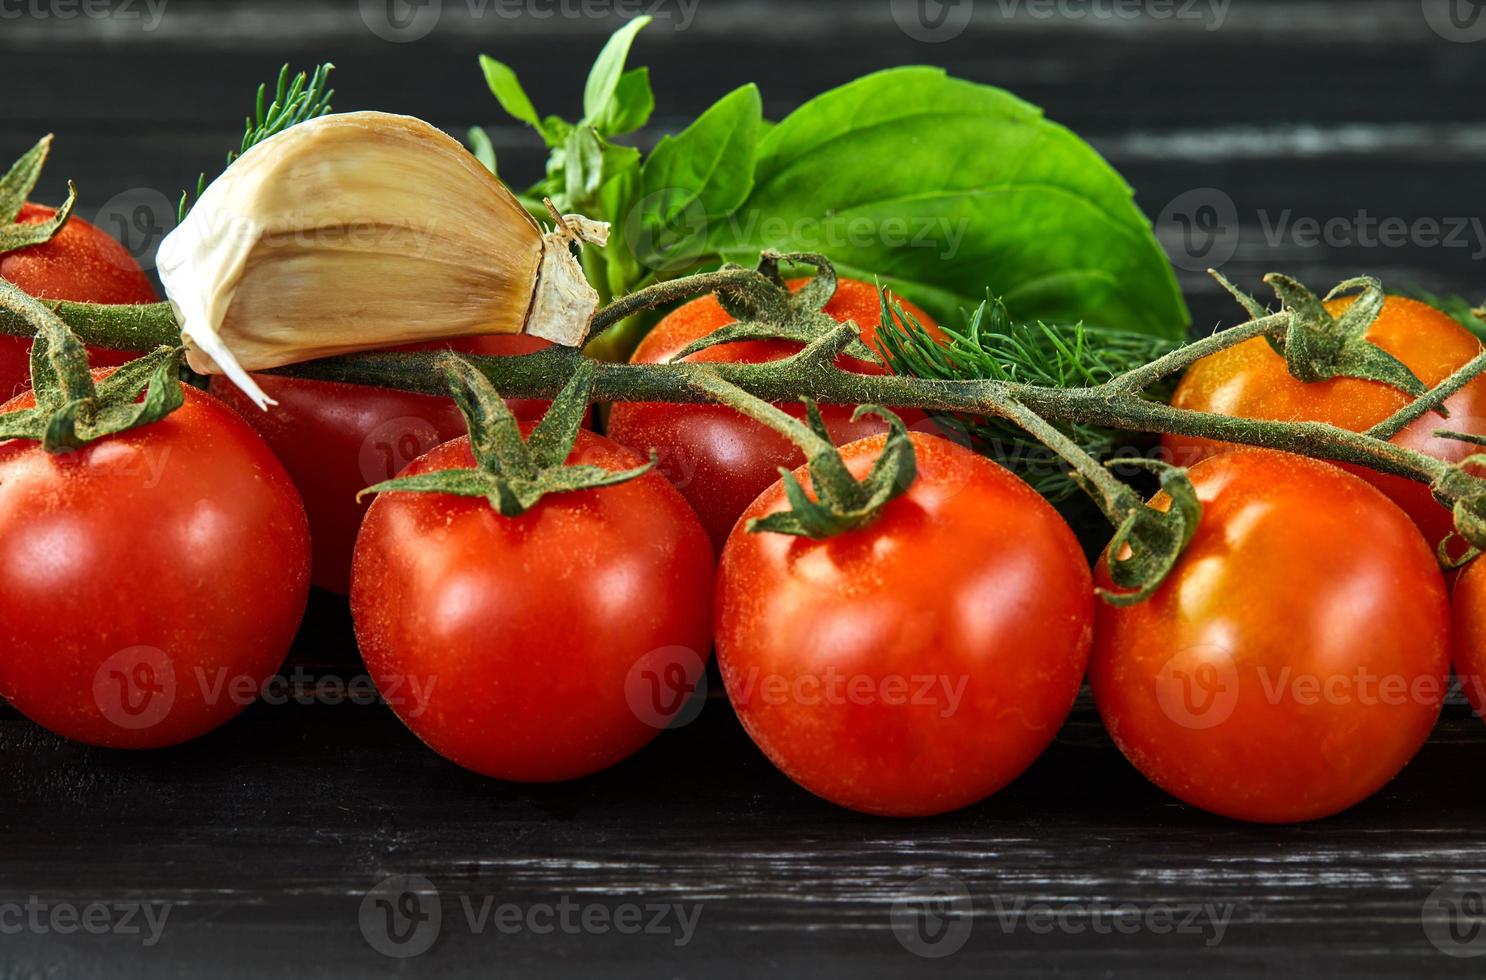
[157,111,606,410]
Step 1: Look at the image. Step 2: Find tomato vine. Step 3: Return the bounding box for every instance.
[4,255,1486,599]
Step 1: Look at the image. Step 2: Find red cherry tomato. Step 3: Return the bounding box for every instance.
[1452,557,1486,720]
[350,425,714,782]
[0,376,310,748]
[210,333,553,593]
[714,432,1094,817]
[607,278,941,549]
[0,203,158,400]
[1091,450,1449,823]
[1164,295,1486,548]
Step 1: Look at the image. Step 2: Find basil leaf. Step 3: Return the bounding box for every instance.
[466,126,496,175]
[479,55,555,146]
[594,68,654,138]
[710,67,1187,339]
[625,83,761,275]
[582,15,651,124]
[563,126,641,214]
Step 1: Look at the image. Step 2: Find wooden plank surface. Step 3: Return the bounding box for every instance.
[3,1,1486,976]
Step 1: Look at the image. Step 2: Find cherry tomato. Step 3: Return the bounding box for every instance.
[350,425,714,782]
[210,334,553,593]
[0,203,158,400]
[1452,557,1486,721]
[607,278,941,549]
[714,432,1093,817]
[1165,295,1486,547]
[0,375,310,748]
[1090,450,1449,823]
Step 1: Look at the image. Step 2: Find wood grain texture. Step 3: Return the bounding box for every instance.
[3,1,1486,976]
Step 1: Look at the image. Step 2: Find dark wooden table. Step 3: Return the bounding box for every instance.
[4,1,1486,976]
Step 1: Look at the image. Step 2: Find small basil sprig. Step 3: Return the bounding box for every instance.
[473,19,1188,362]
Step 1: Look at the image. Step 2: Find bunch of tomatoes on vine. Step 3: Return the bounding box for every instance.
[6,112,1486,829]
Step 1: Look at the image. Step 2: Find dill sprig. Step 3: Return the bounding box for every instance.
[879,296,1179,501]
[178,63,336,222]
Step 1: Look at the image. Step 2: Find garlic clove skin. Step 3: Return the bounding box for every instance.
[158,111,605,410]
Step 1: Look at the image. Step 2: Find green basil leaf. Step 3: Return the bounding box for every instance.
[710,67,1188,339]
[563,126,641,214]
[625,84,761,276]
[479,55,555,145]
[582,15,651,124]
[594,68,654,138]
[466,126,497,175]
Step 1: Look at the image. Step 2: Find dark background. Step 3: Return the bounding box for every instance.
[4,1,1486,976]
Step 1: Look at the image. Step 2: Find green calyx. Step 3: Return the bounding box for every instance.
[673,252,878,363]
[690,372,917,539]
[1216,270,1426,397]
[0,135,78,255]
[0,280,184,452]
[1088,459,1202,606]
[1431,432,1486,567]
[362,354,653,517]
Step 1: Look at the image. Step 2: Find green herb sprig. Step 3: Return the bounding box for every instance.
[879,296,1178,501]
[474,19,1188,359]
[178,63,335,222]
